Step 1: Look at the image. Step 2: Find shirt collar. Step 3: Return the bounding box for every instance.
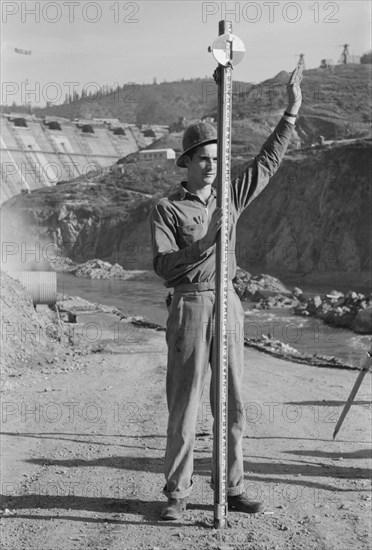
[179,181,217,202]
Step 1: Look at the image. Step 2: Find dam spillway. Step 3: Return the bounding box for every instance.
[1,113,146,203]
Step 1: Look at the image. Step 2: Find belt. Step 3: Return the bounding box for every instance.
[173,281,234,294]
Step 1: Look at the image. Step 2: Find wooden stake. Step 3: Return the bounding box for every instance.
[333,349,371,439]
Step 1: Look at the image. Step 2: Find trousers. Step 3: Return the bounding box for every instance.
[163,284,246,500]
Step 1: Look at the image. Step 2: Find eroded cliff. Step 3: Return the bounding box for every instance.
[2,140,370,285]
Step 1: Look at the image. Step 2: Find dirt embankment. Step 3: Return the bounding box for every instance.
[236,139,371,277]
[0,272,67,374]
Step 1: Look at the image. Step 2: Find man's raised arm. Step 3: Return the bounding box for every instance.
[231,65,303,214]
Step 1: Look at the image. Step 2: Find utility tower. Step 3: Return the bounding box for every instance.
[339,44,350,64]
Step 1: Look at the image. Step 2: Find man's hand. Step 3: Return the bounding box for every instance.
[286,64,303,115]
[199,207,223,253]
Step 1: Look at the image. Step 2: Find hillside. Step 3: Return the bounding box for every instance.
[226,64,371,151]
[3,78,221,127]
[1,138,370,287]
[235,138,371,277]
[226,65,370,124]
[3,66,370,144]
[1,65,370,284]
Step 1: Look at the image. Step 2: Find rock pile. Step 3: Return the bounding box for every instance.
[49,257,151,280]
[233,268,371,335]
[234,268,289,299]
[70,259,141,279]
[233,268,298,308]
[294,289,372,334]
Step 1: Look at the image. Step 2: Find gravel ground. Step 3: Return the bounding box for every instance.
[1,272,371,549]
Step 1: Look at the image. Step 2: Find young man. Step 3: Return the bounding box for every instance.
[150,67,303,520]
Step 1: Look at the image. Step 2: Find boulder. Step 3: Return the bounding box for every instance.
[233,268,289,300]
[248,273,289,294]
[304,295,323,314]
[326,290,345,306]
[320,307,355,328]
[352,307,372,334]
[346,290,359,301]
[292,287,305,301]
[328,290,344,298]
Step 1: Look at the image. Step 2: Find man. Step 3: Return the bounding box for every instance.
[150,67,303,520]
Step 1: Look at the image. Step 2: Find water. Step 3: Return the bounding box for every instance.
[58,272,169,326]
[243,309,369,365]
[58,273,370,366]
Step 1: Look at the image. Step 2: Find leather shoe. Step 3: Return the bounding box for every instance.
[227,493,264,514]
[160,498,187,520]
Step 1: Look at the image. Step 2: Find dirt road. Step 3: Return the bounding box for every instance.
[1,311,371,550]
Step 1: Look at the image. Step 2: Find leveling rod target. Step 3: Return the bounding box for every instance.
[209,20,245,530]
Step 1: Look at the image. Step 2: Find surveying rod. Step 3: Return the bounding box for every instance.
[209,20,245,529]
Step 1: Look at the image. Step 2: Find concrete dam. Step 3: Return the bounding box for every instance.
[0,113,146,203]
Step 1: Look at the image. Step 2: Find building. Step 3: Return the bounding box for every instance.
[342,54,361,64]
[138,148,176,161]
[93,117,121,125]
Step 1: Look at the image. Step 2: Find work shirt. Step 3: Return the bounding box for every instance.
[150,117,294,288]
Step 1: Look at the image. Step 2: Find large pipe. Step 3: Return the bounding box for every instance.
[8,271,57,305]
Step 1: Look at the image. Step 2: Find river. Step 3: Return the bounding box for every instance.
[58,272,370,367]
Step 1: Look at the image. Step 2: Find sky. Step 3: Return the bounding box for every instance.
[1,0,371,106]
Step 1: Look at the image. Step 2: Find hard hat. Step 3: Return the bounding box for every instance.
[176,121,217,167]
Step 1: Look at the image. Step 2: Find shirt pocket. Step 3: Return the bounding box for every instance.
[176,222,205,247]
